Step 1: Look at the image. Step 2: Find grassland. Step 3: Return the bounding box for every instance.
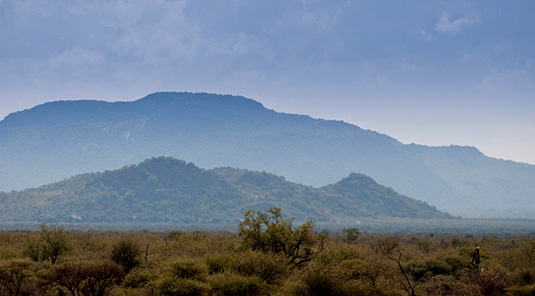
[1,224,535,295]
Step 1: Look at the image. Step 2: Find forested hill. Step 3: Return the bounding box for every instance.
[1,92,534,218]
[0,157,451,225]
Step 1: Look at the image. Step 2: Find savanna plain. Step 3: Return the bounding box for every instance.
[1,208,535,296]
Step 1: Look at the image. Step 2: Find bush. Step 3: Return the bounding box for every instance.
[154,276,209,296]
[416,274,474,296]
[0,259,35,296]
[208,273,264,296]
[24,224,70,264]
[342,228,360,244]
[294,269,344,296]
[23,236,42,263]
[508,284,535,296]
[374,237,400,257]
[168,258,208,281]
[475,262,512,295]
[82,260,125,296]
[150,258,210,296]
[238,207,327,267]
[206,254,232,274]
[229,251,288,284]
[49,260,124,296]
[407,254,468,281]
[123,267,158,289]
[111,238,141,272]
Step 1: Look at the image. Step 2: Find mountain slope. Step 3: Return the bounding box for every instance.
[0,157,451,225]
[0,92,534,218]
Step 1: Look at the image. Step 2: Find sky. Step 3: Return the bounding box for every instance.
[1,0,534,164]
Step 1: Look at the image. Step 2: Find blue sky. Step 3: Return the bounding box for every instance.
[1,0,534,164]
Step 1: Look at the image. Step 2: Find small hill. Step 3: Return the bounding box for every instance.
[0,157,452,226]
[322,173,445,218]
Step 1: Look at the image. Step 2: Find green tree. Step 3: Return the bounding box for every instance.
[342,227,360,244]
[40,224,70,264]
[110,238,141,272]
[24,224,69,264]
[0,259,33,296]
[238,207,326,267]
[49,260,124,296]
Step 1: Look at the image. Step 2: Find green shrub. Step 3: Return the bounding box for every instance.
[342,280,396,296]
[111,238,141,272]
[294,269,344,296]
[24,224,70,264]
[206,254,232,274]
[208,273,264,296]
[475,262,511,295]
[342,228,360,244]
[407,254,468,282]
[416,274,474,296]
[514,270,535,286]
[49,260,125,296]
[229,251,288,284]
[123,268,158,289]
[374,237,400,257]
[80,260,125,296]
[168,258,208,281]
[155,276,209,296]
[238,207,327,268]
[315,243,361,266]
[508,284,535,296]
[23,236,41,262]
[0,259,35,296]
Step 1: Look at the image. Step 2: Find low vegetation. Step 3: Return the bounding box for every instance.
[0,208,534,295]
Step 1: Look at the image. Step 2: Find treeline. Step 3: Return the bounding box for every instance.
[4,217,535,236]
[1,209,535,295]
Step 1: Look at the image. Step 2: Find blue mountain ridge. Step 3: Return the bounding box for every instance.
[1,92,534,218]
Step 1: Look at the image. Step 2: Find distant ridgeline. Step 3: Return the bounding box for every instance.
[1,92,535,218]
[0,157,452,226]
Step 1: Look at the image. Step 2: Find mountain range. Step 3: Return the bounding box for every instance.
[1,92,534,218]
[0,157,451,225]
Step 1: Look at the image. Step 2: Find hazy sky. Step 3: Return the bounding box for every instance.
[1,0,534,164]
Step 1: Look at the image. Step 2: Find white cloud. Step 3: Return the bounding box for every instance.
[70,213,82,221]
[419,30,432,41]
[479,68,535,92]
[228,33,259,56]
[273,0,348,35]
[435,12,477,34]
[105,1,203,64]
[49,48,105,68]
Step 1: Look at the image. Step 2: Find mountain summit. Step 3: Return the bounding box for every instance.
[1,92,534,218]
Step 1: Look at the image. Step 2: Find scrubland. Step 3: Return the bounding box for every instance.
[1,220,535,296]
